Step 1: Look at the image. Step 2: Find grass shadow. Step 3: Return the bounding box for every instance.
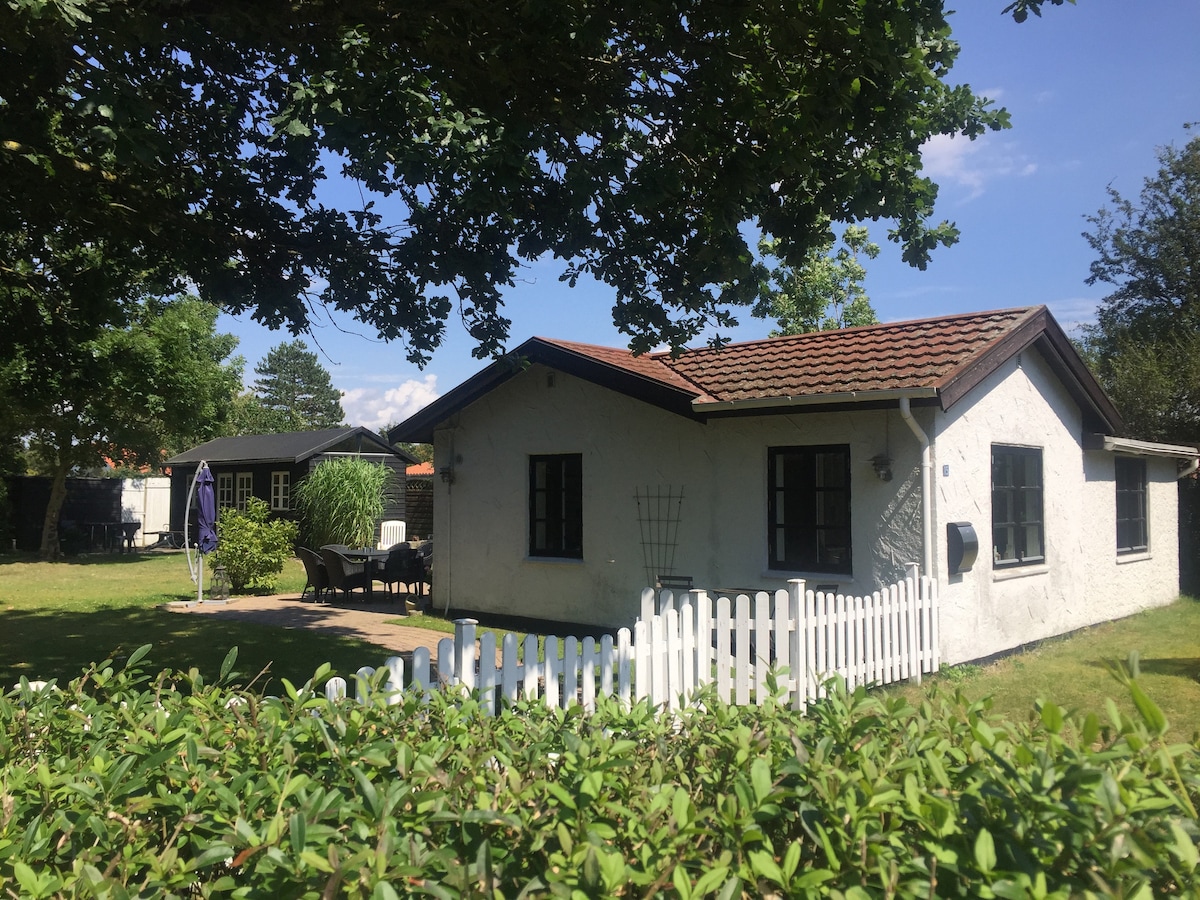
[1136,657,1200,684]
[0,605,390,693]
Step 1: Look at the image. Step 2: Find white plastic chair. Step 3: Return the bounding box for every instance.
[378,520,406,550]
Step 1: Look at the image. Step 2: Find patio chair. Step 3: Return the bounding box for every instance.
[297,547,330,603]
[321,548,370,602]
[380,545,424,607]
[377,520,406,550]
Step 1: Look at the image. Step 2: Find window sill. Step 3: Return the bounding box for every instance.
[525,555,585,565]
[761,569,852,584]
[992,563,1048,582]
[1116,551,1152,565]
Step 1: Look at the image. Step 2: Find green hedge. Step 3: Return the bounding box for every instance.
[1,651,1197,898]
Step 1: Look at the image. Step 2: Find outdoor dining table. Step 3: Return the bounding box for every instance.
[343,548,390,602]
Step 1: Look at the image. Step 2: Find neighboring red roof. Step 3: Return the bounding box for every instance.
[407,461,434,477]
[389,306,1123,443]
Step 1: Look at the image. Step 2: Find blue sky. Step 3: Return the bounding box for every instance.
[218,0,1200,432]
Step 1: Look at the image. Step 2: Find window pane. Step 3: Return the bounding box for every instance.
[767,445,851,574]
[1115,457,1147,553]
[991,446,1044,567]
[529,454,583,558]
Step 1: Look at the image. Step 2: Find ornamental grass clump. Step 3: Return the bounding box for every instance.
[2,648,1198,898]
[292,456,391,549]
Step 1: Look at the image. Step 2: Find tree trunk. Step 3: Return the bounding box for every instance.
[39,461,69,561]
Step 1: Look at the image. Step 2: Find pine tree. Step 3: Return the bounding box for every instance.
[252,340,344,431]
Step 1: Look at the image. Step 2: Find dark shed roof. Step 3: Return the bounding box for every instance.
[165,426,416,467]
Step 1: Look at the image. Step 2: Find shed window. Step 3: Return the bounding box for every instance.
[271,471,290,511]
[1115,456,1147,554]
[529,454,583,558]
[992,446,1044,566]
[235,472,253,512]
[216,473,234,508]
[768,445,852,574]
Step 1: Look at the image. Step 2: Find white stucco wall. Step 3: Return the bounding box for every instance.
[931,348,1181,664]
[430,365,926,627]
[430,352,1183,651]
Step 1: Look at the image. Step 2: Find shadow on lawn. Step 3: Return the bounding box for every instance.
[0,551,182,567]
[0,605,386,692]
[1137,657,1200,684]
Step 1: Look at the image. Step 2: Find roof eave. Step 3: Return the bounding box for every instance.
[936,307,1123,434]
[1086,434,1200,460]
[692,387,941,414]
[388,339,703,443]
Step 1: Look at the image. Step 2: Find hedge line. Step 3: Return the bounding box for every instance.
[1,649,1197,898]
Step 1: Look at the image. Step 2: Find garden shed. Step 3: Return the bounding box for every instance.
[164,427,416,544]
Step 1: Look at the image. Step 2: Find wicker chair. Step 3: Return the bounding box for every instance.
[297,547,330,603]
[321,547,370,601]
[380,545,425,606]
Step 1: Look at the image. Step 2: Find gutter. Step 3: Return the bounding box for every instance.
[899,397,934,581]
[693,386,940,414]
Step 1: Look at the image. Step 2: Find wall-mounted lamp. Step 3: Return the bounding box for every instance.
[439,466,456,485]
[870,454,894,482]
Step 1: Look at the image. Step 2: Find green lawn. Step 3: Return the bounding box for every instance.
[884,594,1200,742]
[4,552,1198,741]
[0,551,397,692]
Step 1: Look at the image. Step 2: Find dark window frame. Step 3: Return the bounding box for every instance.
[767,445,852,575]
[991,445,1045,567]
[528,454,583,559]
[1115,456,1148,554]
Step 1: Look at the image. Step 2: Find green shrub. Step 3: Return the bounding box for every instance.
[213,497,299,592]
[1,652,1197,898]
[292,456,390,549]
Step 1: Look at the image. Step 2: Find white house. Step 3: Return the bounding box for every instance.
[389,307,1198,665]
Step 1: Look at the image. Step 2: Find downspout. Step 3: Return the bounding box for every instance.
[1179,457,1199,480]
[899,398,934,580]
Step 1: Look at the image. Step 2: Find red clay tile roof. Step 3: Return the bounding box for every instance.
[658,307,1039,405]
[389,305,1123,442]
[406,461,434,477]
[537,337,718,402]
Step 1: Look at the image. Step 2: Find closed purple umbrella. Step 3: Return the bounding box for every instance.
[196,463,217,554]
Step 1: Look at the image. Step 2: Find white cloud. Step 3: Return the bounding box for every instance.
[340,375,440,432]
[1045,297,1100,336]
[921,134,1037,200]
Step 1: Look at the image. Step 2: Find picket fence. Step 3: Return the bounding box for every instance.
[327,567,939,714]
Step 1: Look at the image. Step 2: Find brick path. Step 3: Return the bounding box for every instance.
[164,593,449,656]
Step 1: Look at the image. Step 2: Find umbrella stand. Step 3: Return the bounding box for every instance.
[184,461,218,603]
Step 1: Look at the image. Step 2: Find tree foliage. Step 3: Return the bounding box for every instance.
[753,225,881,335]
[394,441,434,465]
[1,0,1008,361]
[1080,131,1200,446]
[223,392,297,438]
[250,340,344,432]
[1002,0,1075,23]
[0,294,241,559]
[1079,131,1200,594]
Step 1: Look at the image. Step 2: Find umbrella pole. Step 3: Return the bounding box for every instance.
[198,552,204,604]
